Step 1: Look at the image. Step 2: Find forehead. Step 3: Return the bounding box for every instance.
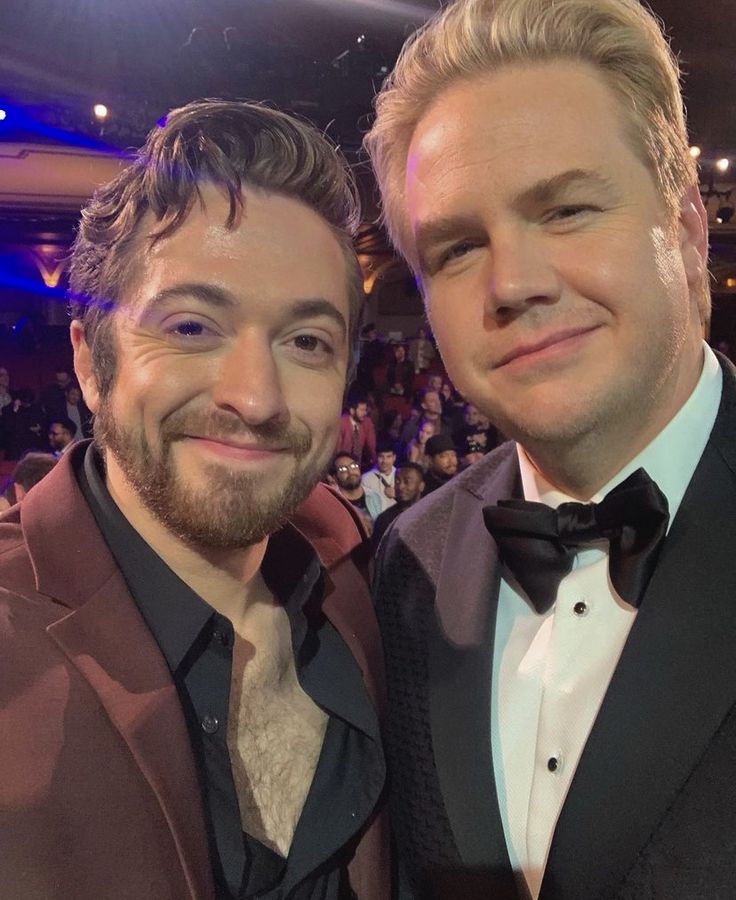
[123,185,349,322]
[406,61,657,244]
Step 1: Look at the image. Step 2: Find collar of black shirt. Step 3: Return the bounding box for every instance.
[79,442,325,677]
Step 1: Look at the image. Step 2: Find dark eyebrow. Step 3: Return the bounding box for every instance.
[414,168,616,273]
[287,299,347,339]
[143,283,236,311]
[141,284,347,338]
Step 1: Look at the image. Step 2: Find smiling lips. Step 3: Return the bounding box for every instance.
[184,435,290,460]
[495,325,600,369]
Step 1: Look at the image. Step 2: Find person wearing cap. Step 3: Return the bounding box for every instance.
[422,433,458,495]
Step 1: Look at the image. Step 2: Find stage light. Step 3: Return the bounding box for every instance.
[716,158,730,173]
[93,104,109,121]
[689,145,701,159]
[0,110,6,121]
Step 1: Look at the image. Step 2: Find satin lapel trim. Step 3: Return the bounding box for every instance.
[428,451,519,870]
[46,575,213,900]
[544,441,736,900]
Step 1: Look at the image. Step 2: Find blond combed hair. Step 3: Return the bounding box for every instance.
[365,0,699,267]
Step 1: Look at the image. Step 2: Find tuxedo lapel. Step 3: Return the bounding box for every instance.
[428,449,519,871]
[544,369,736,900]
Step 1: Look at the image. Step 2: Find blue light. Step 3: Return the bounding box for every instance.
[0,110,6,121]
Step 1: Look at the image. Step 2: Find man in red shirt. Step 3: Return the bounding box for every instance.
[336,389,377,469]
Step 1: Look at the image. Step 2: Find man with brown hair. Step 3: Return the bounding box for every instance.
[0,100,388,900]
[366,1,734,898]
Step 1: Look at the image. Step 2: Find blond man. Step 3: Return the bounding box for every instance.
[366,1,734,898]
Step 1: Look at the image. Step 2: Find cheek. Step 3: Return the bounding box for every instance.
[294,382,343,444]
[427,286,482,367]
[110,357,197,430]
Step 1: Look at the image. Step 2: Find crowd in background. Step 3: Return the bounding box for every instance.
[0,363,91,506]
[327,323,504,541]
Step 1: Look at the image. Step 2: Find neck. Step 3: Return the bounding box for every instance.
[104,452,268,623]
[341,485,364,502]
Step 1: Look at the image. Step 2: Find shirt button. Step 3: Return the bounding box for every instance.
[201,714,219,734]
[573,600,588,616]
[547,756,561,773]
[213,628,230,647]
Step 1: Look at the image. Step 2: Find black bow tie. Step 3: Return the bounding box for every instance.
[482,468,669,614]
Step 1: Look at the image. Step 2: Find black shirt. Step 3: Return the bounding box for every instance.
[76,445,384,899]
[371,505,404,554]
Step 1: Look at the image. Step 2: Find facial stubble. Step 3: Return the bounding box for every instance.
[96,401,324,549]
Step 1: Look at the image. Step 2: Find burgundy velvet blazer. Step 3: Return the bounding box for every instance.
[0,442,389,900]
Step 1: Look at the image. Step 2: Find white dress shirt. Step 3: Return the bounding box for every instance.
[490,344,723,899]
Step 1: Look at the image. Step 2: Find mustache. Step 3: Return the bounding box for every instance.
[162,410,313,458]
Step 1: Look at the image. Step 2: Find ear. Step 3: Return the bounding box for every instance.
[70,321,100,414]
[678,184,708,290]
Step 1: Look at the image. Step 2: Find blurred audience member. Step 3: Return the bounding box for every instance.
[41,367,75,415]
[336,389,377,468]
[0,483,14,512]
[56,383,93,441]
[0,367,13,414]
[0,366,14,459]
[453,403,494,458]
[426,374,444,394]
[400,388,444,448]
[5,389,46,460]
[377,409,403,449]
[408,327,435,374]
[362,442,397,514]
[356,323,385,390]
[330,453,382,533]
[422,433,459,495]
[371,462,425,551]
[406,418,435,469]
[386,343,414,397]
[48,417,77,457]
[12,452,57,501]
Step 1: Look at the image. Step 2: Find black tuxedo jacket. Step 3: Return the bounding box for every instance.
[374,355,736,900]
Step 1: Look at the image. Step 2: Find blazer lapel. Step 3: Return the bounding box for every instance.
[428,449,519,872]
[20,449,213,900]
[545,390,736,900]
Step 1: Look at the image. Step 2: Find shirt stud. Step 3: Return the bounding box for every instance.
[201,714,219,734]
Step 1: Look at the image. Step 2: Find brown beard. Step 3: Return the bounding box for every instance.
[95,402,324,549]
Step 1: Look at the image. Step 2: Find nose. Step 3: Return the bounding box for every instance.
[211,330,289,426]
[484,230,560,321]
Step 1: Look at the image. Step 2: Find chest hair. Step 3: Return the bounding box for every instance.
[226,602,328,857]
